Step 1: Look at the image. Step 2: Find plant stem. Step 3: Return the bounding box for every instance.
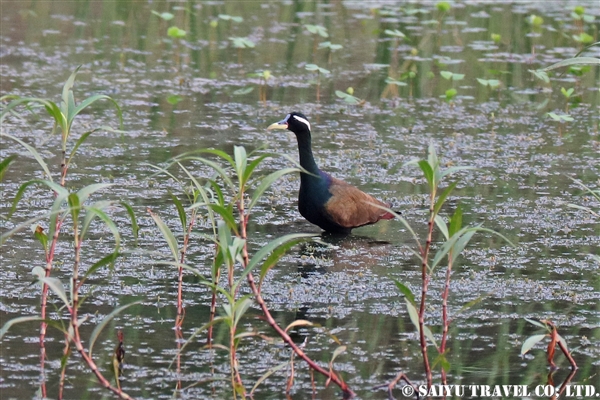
[440,252,453,385]
[419,191,435,389]
[236,200,355,398]
[40,147,69,391]
[39,217,63,394]
[68,212,133,399]
[207,247,220,347]
[176,210,196,329]
[58,333,71,400]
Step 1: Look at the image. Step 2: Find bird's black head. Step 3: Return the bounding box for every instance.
[267,112,312,137]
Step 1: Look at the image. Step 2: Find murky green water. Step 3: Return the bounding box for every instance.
[1,1,599,399]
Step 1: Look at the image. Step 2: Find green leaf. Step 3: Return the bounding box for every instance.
[525,318,548,329]
[440,71,453,80]
[248,167,301,210]
[257,237,311,287]
[436,1,451,12]
[529,69,550,83]
[450,229,476,264]
[233,145,247,184]
[242,154,271,186]
[369,204,422,250]
[88,301,143,358]
[0,316,43,340]
[10,179,67,219]
[434,215,449,240]
[521,334,547,355]
[384,29,405,38]
[33,268,70,307]
[174,155,234,189]
[448,205,462,237]
[1,212,60,246]
[560,87,574,98]
[432,353,451,372]
[170,192,187,230]
[167,26,186,38]
[405,298,420,332]
[80,203,121,250]
[32,224,49,253]
[0,133,53,182]
[119,201,139,240]
[166,94,183,105]
[81,253,121,284]
[233,87,254,95]
[0,154,17,181]
[305,24,328,37]
[434,181,459,215]
[417,160,435,187]
[232,296,253,327]
[65,131,93,169]
[250,362,288,395]
[243,233,314,283]
[151,10,174,20]
[149,210,180,262]
[208,203,238,235]
[67,193,81,223]
[230,36,255,48]
[541,57,600,71]
[385,77,407,86]
[61,66,81,119]
[394,281,415,305]
[71,94,123,131]
[76,183,113,203]
[445,88,457,101]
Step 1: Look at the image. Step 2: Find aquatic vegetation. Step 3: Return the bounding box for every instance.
[304,63,330,102]
[305,24,328,59]
[219,14,244,23]
[318,41,343,65]
[0,68,135,399]
[151,146,355,398]
[440,71,463,103]
[383,144,511,392]
[521,319,577,369]
[477,78,500,89]
[248,69,272,105]
[335,87,363,106]
[167,26,186,38]
[230,36,256,63]
[382,77,407,99]
[1,2,599,398]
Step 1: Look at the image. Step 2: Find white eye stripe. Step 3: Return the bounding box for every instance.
[292,115,311,131]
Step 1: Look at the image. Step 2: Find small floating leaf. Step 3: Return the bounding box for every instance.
[436,1,451,12]
[167,95,183,105]
[233,87,254,95]
[167,26,186,38]
[151,11,174,21]
[384,29,405,38]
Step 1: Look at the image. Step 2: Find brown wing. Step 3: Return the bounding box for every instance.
[324,177,393,229]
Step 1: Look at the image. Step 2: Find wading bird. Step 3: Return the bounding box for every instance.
[267,112,394,234]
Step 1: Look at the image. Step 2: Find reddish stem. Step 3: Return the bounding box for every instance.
[418,201,435,388]
[237,201,355,398]
[70,220,133,399]
[176,212,196,329]
[440,252,453,385]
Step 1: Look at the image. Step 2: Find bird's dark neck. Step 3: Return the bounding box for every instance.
[296,133,321,177]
